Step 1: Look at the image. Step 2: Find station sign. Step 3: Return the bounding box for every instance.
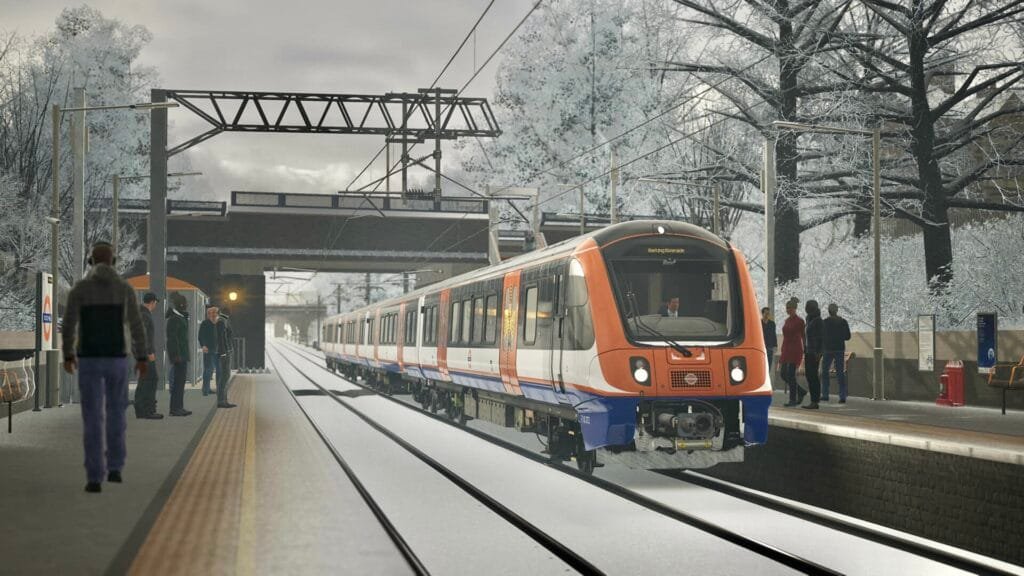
[976,312,997,374]
[38,272,54,351]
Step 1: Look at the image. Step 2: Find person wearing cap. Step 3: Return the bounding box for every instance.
[134,292,163,419]
[62,241,148,493]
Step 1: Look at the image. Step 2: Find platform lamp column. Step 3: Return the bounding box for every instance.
[763,136,777,319]
[46,104,61,408]
[150,89,169,387]
[872,127,884,400]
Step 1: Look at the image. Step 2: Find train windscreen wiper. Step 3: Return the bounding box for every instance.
[624,290,693,358]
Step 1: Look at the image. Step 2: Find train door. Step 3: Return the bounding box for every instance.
[549,262,567,394]
[498,270,522,396]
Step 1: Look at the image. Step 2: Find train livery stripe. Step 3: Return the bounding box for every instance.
[499,270,522,396]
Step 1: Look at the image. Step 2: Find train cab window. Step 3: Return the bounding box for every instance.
[523,285,538,344]
[461,299,472,344]
[472,297,484,344]
[450,301,461,344]
[605,237,739,342]
[484,294,498,344]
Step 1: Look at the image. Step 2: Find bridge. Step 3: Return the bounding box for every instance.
[122,190,491,367]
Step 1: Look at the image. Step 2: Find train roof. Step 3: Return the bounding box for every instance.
[330,219,726,318]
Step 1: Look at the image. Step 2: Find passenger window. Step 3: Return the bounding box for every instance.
[461,299,472,344]
[524,286,538,344]
[450,301,461,344]
[484,294,498,344]
[472,297,484,344]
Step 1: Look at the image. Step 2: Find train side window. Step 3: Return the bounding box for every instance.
[450,301,461,344]
[428,306,437,346]
[461,299,472,344]
[484,293,498,344]
[472,297,484,344]
[524,285,538,345]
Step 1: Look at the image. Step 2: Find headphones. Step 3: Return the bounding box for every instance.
[86,241,117,266]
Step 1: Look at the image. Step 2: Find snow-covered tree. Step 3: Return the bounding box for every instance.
[0,6,162,328]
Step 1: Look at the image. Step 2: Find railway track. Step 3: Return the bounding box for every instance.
[266,344,600,575]
[272,340,839,576]
[277,340,1017,576]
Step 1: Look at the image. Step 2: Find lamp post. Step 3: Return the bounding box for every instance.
[112,171,201,254]
[769,120,884,400]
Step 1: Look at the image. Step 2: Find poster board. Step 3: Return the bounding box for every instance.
[917,314,935,372]
[977,312,998,374]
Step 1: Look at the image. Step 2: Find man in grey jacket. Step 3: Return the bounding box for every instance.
[134,292,162,419]
[62,241,148,493]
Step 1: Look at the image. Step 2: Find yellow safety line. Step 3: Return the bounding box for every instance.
[235,381,257,575]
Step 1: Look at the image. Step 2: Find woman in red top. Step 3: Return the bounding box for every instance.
[780,299,807,407]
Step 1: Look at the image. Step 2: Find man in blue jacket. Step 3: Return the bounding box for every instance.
[821,303,852,403]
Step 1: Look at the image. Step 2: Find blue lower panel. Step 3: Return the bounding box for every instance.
[576,397,639,451]
[741,395,771,445]
[576,395,772,451]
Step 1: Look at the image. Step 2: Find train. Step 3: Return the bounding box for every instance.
[319,220,771,472]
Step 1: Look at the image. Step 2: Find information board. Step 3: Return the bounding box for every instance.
[977,312,998,374]
[917,315,935,372]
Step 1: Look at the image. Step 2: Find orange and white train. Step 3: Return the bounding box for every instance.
[320,220,771,471]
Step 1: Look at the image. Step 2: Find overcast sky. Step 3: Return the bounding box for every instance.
[2,0,534,200]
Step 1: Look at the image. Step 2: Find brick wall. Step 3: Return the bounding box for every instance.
[705,427,1024,566]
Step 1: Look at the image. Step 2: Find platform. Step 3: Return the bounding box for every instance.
[768,390,1024,465]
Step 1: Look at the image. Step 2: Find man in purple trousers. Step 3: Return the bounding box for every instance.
[62,241,148,493]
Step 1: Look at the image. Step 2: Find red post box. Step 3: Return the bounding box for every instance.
[937,360,965,407]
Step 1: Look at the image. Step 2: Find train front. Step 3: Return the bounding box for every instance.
[577,221,771,469]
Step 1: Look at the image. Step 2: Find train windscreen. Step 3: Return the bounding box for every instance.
[604,236,740,342]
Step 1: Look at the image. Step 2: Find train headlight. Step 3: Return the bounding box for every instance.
[729,356,747,384]
[630,356,651,386]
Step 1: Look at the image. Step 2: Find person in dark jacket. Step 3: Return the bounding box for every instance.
[761,307,778,372]
[821,303,852,403]
[658,297,680,317]
[780,299,806,407]
[198,305,219,396]
[803,299,824,409]
[134,292,163,419]
[215,306,236,409]
[166,292,191,416]
[62,241,148,493]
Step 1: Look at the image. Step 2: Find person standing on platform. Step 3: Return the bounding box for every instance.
[198,305,219,397]
[61,241,149,493]
[134,292,163,419]
[780,299,806,407]
[215,306,236,409]
[761,307,777,372]
[821,303,852,403]
[802,299,824,410]
[166,292,192,417]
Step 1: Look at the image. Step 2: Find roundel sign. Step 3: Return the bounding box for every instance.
[42,294,53,343]
[39,272,54,351]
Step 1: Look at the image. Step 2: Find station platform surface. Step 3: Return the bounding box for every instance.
[769,390,1024,464]
[0,375,411,576]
